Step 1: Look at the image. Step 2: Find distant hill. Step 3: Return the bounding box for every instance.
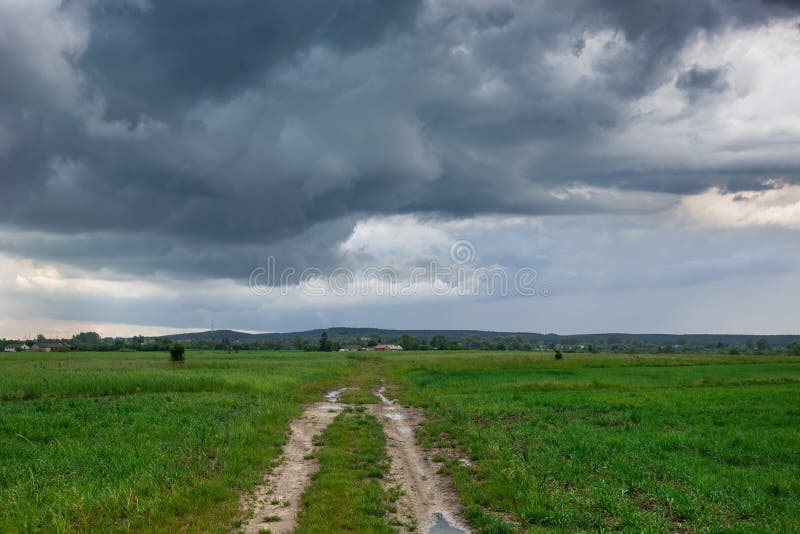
[160,327,800,347]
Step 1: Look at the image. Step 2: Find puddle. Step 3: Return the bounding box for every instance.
[428,512,467,534]
[398,425,411,434]
[376,387,393,405]
[324,387,347,402]
[386,413,404,420]
[375,379,397,405]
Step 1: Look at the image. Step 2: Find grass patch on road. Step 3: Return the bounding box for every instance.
[295,409,394,534]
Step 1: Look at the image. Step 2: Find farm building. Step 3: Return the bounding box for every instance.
[372,344,403,351]
[4,344,29,352]
[338,345,364,352]
[31,342,65,352]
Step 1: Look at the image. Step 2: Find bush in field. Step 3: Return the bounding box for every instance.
[169,342,185,362]
[554,350,563,360]
[787,342,800,356]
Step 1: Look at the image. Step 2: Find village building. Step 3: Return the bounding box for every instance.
[31,342,65,352]
[338,345,364,352]
[372,344,404,351]
[3,344,30,352]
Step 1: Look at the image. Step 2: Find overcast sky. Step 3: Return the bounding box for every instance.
[2,0,800,338]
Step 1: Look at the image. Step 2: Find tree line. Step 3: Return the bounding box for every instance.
[3,331,800,356]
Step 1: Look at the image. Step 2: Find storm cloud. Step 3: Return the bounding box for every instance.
[1,0,800,335]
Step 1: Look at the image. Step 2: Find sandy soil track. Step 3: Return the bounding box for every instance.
[242,390,346,534]
[369,384,469,533]
[241,385,468,533]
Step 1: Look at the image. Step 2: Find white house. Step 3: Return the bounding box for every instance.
[4,344,30,352]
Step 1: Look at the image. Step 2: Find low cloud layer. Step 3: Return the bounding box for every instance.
[1,0,800,335]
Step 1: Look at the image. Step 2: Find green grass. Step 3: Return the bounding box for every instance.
[3,349,800,532]
[0,350,347,532]
[295,408,394,534]
[385,352,800,532]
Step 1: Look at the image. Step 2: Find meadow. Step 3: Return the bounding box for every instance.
[0,351,348,532]
[383,352,800,532]
[1,349,799,532]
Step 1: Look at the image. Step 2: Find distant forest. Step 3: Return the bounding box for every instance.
[7,327,799,355]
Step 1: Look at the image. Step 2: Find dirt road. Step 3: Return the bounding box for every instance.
[370,384,469,533]
[242,389,347,534]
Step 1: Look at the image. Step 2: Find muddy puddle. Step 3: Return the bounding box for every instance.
[324,387,348,403]
[376,383,394,405]
[428,512,468,534]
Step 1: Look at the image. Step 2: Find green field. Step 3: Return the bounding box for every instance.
[0,351,348,532]
[384,353,800,532]
[1,350,799,532]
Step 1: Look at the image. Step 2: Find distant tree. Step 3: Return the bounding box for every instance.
[293,336,303,350]
[756,338,771,353]
[508,335,524,351]
[554,350,563,360]
[786,342,800,356]
[431,335,447,350]
[169,342,185,362]
[728,347,740,355]
[36,334,46,342]
[74,332,101,345]
[400,333,417,350]
[318,332,332,352]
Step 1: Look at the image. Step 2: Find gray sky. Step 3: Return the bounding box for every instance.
[1,0,800,338]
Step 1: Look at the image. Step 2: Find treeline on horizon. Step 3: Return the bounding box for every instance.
[3,330,800,356]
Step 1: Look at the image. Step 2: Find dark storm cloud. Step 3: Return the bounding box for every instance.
[77,0,422,121]
[676,65,730,101]
[1,0,799,279]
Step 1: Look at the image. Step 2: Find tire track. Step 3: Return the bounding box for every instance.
[370,383,469,534]
[241,388,347,534]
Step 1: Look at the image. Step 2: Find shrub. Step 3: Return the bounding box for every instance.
[169,342,185,362]
[554,350,563,360]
